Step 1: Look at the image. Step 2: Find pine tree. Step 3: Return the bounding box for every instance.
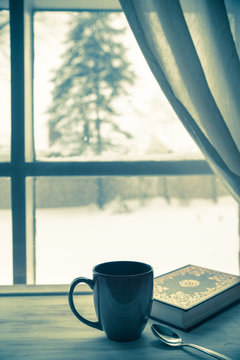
[48,12,135,157]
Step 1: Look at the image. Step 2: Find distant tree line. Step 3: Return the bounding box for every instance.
[0,175,229,209]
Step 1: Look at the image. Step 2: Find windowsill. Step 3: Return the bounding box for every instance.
[0,284,91,296]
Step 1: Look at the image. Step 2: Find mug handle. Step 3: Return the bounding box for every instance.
[68,277,102,330]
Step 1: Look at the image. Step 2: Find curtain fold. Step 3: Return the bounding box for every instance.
[120,0,240,202]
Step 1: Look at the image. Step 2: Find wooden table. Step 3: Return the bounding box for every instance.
[0,293,239,359]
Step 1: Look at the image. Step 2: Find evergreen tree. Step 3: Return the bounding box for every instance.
[48,12,135,157]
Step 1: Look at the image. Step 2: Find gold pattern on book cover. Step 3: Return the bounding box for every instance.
[154,265,240,310]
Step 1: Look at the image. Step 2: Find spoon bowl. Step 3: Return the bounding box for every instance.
[151,323,183,346]
[151,324,232,360]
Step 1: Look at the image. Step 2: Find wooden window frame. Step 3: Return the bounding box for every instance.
[0,0,214,288]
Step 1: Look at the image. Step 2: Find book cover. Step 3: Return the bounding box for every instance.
[151,265,240,329]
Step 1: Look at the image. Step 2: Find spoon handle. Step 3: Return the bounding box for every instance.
[185,343,232,360]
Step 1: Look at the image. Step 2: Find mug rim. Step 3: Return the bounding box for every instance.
[93,260,153,277]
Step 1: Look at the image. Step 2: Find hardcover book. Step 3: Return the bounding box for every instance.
[150,264,240,330]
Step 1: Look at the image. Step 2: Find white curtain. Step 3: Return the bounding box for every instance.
[120,0,240,203]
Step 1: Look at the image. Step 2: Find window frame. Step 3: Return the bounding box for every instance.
[0,0,214,287]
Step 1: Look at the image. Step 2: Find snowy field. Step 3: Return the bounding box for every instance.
[0,196,239,284]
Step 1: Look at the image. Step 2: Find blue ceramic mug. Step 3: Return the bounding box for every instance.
[68,260,154,341]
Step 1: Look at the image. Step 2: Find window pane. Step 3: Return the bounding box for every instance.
[0,178,12,284]
[0,10,10,162]
[34,11,201,161]
[35,176,238,284]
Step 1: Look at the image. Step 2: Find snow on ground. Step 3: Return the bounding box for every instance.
[0,196,239,285]
[35,196,239,284]
[0,209,12,284]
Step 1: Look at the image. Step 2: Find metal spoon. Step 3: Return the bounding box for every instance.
[151,324,232,360]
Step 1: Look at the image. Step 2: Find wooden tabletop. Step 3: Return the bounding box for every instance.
[0,293,239,360]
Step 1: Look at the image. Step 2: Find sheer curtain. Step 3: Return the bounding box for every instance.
[120,0,240,203]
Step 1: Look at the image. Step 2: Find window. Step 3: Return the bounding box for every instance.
[34,10,200,161]
[0,178,12,284]
[0,0,239,287]
[34,176,238,284]
[0,9,10,162]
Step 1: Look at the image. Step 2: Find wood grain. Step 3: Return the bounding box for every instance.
[0,294,239,359]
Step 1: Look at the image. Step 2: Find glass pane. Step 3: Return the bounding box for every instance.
[0,178,12,284]
[0,11,10,162]
[34,11,201,161]
[35,176,238,284]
